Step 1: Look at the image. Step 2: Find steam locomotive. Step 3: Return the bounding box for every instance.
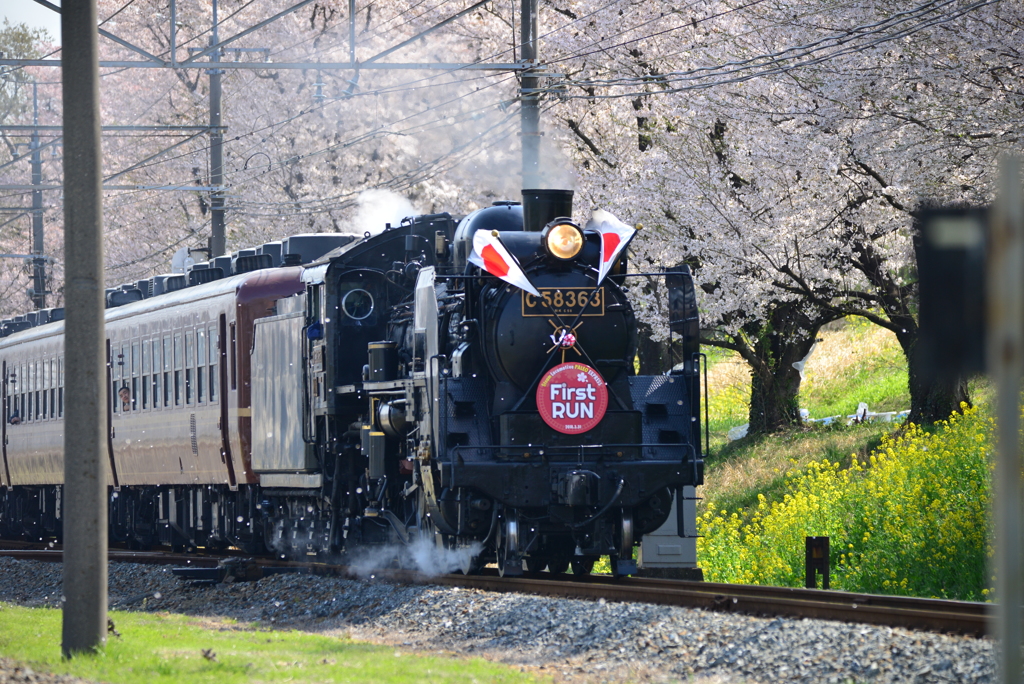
[0,189,703,577]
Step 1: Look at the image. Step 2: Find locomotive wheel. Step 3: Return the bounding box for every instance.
[570,556,596,577]
[616,508,634,559]
[496,509,523,577]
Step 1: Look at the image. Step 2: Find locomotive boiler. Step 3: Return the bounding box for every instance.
[0,189,703,577]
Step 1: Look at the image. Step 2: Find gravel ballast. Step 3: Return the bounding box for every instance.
[0,557,997,683]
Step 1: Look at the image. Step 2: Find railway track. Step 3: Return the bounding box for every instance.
[0,546,989,637]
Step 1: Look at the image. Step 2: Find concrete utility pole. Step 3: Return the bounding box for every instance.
[208,0,226,258]
[61,0,109,657]
[520,0,541,189]
[30,82,47,310]
[989,157,1024,684]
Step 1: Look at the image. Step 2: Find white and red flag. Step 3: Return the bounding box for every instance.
[587,209,637,285]
[469,230,541,297]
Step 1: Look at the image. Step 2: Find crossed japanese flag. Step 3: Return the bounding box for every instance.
[468,210,636,294]
[469,230,541,296]
[586,209,636,285]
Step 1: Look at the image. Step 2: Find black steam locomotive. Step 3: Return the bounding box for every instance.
[0,189,703,577]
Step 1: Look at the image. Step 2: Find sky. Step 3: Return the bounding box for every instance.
[3,0,62,44]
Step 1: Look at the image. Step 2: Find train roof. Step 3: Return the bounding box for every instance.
[0,266,304,349]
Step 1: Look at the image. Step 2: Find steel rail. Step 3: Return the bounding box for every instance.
[0,547,988,636]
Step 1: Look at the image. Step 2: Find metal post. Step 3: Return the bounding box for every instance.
[208,0,226,257]
[349,0,356,63]
[30,82,47,310]
[804,536,830,590]
[988,156,1023,684]
[61,0,109,657]
[520,0,540,189]
[170,0,177,67]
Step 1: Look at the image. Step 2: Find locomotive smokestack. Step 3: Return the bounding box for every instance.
[522,189,573,232]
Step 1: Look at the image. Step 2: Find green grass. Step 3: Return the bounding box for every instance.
[800,319,910,417]
[0,604,542,684]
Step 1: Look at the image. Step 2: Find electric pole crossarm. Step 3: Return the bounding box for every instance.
[0,125,209,131]
[0,184,224,191]
[178,0,319,66]
[0,59,528,71]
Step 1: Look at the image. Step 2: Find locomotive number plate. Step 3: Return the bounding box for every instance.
[522,287,605,317]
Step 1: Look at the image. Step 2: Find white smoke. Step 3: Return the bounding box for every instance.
[347,537,484,579]
[348,189,419,236]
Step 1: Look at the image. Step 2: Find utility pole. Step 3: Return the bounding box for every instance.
[520,0,540,189]
[990,157,1024,684]
[30,82,47,310]
[61,0,109,657]
[208,0,226,258]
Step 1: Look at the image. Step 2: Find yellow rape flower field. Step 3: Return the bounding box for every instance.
[697,407,993,601]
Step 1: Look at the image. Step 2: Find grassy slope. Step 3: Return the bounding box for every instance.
[0,605,542,684]
[701,318,911,513]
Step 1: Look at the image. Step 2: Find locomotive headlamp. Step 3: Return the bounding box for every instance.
[544,222,584,260]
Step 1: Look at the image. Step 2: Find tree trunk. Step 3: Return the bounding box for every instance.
[705,301,835,436]
[892,322,971,425]
[746,319,821,435]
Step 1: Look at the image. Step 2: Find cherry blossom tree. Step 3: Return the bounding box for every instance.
[550,0,1022,431]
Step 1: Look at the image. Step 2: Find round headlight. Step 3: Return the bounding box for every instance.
[545,222,584,260]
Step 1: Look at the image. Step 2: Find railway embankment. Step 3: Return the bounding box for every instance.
[0,557,997,683]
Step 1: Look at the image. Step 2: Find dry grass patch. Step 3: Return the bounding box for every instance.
[700,423,890,514]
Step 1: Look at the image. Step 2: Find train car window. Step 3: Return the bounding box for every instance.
[229,323,236,391]
[141,341,149,410]
[152,339,160,409]
[209,326,218,403]
[163,336,172,407]
[27,391,32,423]
[50,388,55,419]
[121,344,130,382]
[196,329,206,403]
[174,333,183,406]
[185,333,194,405]
[57,357,62,418]
[197,329,207,365]
[39,361,46,420]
